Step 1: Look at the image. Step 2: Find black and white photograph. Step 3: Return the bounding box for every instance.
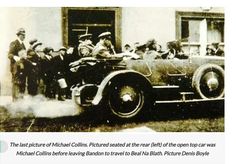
[0,7,224,132]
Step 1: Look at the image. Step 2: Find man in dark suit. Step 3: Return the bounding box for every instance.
[58,47,72,99]
[41,47,56,99]
[26,40,42,96]
[8,28,27,101]
[51,47,68,101]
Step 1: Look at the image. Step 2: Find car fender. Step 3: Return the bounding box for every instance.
[92,70,152,106]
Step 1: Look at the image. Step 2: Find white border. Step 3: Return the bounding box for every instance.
[1,0,235,164]
[0,0,227,7]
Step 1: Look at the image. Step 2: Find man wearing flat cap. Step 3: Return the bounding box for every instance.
[29,39,38,49]
[41,47,56,98]
[92,32,116,59]
[51,46,71,101]
[8,28,27,101]
[26,40,43,96]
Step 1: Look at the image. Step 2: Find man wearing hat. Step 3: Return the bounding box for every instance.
[8,28,27,101]
[123,44,132,53]
[51,46,69,101]
[29,39,38,49]
[206,45,215,56]
[26,40,43,96]
[41,47,56,98]
[92,32,116,58]
[79,33,92,44]
[161,40,188,59]
[78,33,94,57]
[143,39,162,60]
[212,42,224,56]
[69,33,94,62]
[134,43,146,59]
[59,46,74,99]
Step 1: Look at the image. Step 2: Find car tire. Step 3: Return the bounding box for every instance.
[107,78,152,119]
[192,64,224,99]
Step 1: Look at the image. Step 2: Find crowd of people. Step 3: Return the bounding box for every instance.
[8,28,128,102]
[123,39,189,60]
[206,42,224,56]
[8,27,224,102]
[9,29,62,101]
[123,40,224,59]
[8,28,85,101]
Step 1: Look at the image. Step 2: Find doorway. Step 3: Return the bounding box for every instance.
[62,7,122,51]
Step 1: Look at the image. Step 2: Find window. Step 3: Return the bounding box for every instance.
[62,7,122,51]
[181,19,201,42]
[207,19,224,43]
[176,11,224,55]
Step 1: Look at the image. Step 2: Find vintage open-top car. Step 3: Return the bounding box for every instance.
[69,53,224,119]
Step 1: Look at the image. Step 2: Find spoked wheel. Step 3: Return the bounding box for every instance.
[107,80,149,119]
[192,64,224,99]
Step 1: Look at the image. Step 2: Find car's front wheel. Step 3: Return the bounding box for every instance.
[107,80,151,119]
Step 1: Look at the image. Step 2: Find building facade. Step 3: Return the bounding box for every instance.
[0,7,224,95]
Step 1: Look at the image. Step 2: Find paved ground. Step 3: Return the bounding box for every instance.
[0,96,224,132]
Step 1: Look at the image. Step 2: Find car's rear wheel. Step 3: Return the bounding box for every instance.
[107,79,150,119]
[192,64,224,99]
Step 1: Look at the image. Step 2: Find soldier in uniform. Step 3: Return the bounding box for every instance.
[78,33,94,58]
[26,40,42,96]
[66,33,95,96]
[8,28,27,101]
[78,33,93,45]
[92,32,117,59]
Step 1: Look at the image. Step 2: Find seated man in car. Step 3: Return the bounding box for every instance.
[161,40,188,59]
[78,33,94,58]
[206,45,215,56]
[143,39,162,60]
[211,42,224,57]
[92,32,124,59]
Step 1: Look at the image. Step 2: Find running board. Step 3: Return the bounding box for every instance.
[155,98,224,104]
[153,85,179,89]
